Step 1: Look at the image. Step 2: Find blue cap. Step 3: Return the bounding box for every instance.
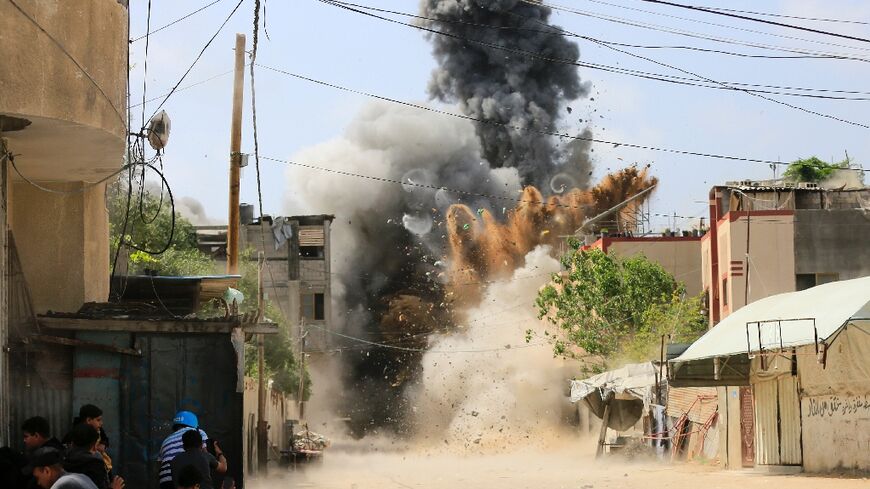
[173,410,198,428]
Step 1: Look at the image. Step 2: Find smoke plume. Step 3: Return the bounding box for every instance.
[420,0,592,188]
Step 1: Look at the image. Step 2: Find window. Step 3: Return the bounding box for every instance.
[300,246,325,259]
[722,278,728,306]
[302,293,325,321]
[796,273,839,291]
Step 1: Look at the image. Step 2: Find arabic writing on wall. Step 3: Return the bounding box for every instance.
[805,395,870,418]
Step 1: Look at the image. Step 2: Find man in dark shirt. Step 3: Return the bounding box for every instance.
[64,424,125,489]
[22,418,64,454]
[170,430,226,489]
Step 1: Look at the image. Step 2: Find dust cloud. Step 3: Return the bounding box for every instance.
[407,245,576,452]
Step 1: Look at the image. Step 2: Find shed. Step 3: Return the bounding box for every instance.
[669,276,870,472]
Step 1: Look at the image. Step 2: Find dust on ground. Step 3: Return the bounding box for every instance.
[248,445,870,489]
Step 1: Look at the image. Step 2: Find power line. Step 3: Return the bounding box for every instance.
[305,322,547,354]
[524,0,870,62]
[690,4,870,26]
[257,64,790,166]
[148,0,245,120]
[128,67,237,109]
[332,0,865,62]
[328,1,870,100]
[131,0,226,42]
[638,0,870,44]
[6,0,126,130]
[316,0,870,118]
[582,36,869,129]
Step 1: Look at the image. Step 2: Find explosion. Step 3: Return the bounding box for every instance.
[285,0,657,437]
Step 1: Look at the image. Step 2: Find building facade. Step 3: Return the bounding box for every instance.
[699,180,870,470]
[1,0,129,446]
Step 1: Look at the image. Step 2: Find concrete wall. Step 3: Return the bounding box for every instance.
[796,326,870,472]
[606,238,703,297]
[1,0,128,181]
[794,209,870,281]
[242,377,300,476]
[10,181,110,313]
[715,212,796,317]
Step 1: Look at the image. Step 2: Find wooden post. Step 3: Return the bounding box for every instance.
[298,319,306,419]
[226,33,246,275]
[256,252,267,473]
[596,392,614,458]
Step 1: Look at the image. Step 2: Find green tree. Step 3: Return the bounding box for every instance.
[783,156,843,183]
[535,242,706,366]
[108,179,213,275]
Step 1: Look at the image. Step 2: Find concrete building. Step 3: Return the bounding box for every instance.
[0,0,129,446]
[696,178,870,470]
[196,213,335,348]
[583,235,703,297]
[702,180,870,325]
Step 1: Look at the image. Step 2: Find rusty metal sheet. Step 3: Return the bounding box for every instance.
[740,386,755,467]
[666,387,718,424]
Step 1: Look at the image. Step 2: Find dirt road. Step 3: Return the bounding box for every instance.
[251,448,869,489]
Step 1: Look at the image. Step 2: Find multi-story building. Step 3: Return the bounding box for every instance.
[700,175,870,469]
[702,177,870,325]
[197,212,335,348]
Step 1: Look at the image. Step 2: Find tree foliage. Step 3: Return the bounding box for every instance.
[107,180,309,398]
[536,244,707,365]
[108,180,213,275]
[783,156,843,183]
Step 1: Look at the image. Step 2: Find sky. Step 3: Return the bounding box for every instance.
[127,0,870,232]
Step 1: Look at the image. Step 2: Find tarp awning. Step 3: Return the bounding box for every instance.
[673,276,870,364]
[571,361,658,403]
[570,362,659,431]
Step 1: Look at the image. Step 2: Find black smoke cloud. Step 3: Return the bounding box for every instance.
[420,0,591,188]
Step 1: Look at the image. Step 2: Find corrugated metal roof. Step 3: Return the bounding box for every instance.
[673,276,870,363]
[667,387,717,424]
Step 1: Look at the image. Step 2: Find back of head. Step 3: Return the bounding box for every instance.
[70,423,99,449]
[181,429,203,451]
[78,404,102,421]
[177,464,202,489]
[21,417,50,438]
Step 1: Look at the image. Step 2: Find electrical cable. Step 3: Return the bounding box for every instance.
[638,0,870,44]
[570,0,870,49]
[318,0,870,123]
[331,0,864,62]
[521,0,870,62]
[131,0,226,42]
[688,4,870,26]
[6,0,127,129]
[581,36,869,129]
[128,67,242,109]
[325,0,870,100]
[256,64,791,166]
[305,322,547,353]
[148,0,245,120]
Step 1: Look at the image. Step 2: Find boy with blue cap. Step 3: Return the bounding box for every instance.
[157,411,207,489]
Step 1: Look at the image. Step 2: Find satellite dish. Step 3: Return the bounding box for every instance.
[147,110,171,151]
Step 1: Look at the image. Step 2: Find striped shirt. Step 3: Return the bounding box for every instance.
[158,427,208,484]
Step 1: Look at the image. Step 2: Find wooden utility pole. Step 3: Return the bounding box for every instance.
[298,319,306,419]
[256,252,268,473]
[227,33,246,275]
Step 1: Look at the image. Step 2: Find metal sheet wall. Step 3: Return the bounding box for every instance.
[753,380,779,465]
[666,387,718,424]
[777,375,802,465]
[0,155,8,445]
[120,333,244,489]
